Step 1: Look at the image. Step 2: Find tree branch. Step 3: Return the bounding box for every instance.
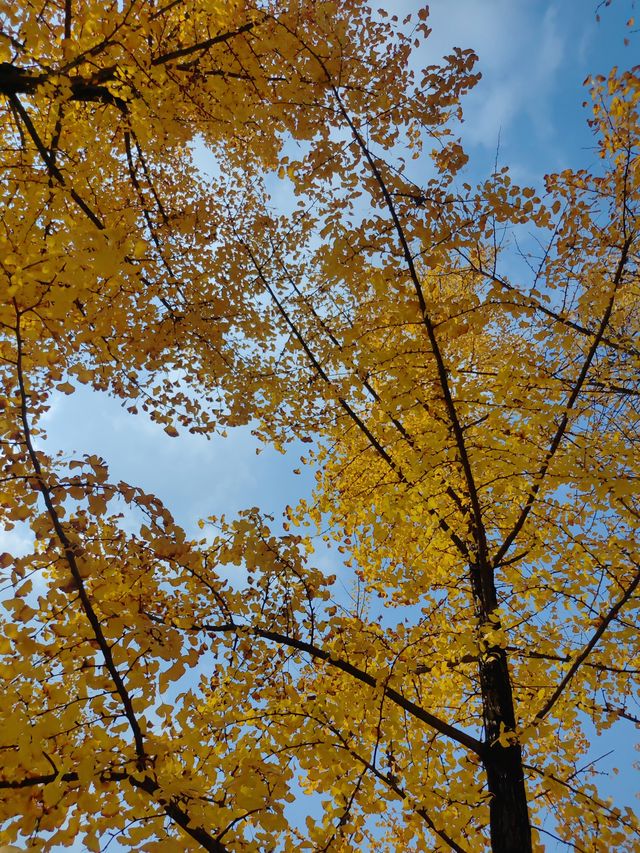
[494,235,633,567]
[534,560,640,722]
[238,234,471,561]
[0,766,231,852]
[182,617,485,756]
[8,93,106,230]
[13,308,146,763]
[151,21,256,67]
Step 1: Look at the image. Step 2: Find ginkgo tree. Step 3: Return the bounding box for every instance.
[0,1,638,851]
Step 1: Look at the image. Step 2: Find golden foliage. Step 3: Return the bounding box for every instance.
[0,1,638,851]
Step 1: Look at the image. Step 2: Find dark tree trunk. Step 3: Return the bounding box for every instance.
[468,555,532,853]
[479,648,532,853]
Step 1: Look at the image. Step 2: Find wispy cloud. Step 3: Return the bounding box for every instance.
[422,0,566,153]
[41,388,312,535]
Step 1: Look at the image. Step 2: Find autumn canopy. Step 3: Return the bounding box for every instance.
[0,1,638,851]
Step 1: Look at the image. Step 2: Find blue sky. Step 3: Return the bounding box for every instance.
[2,1,637,849]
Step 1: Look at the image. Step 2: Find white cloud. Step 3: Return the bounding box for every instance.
[0,524,33,559]
[421,0,565,150]
[40,387,313,536]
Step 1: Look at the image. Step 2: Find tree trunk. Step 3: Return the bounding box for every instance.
[480,648,532,853]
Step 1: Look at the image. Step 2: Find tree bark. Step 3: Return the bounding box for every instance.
[469,554,532,853]
[480,648,532,852]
